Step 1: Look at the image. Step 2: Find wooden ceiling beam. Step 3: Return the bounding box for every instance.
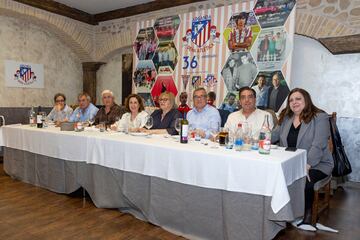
[93,0,206,23]
[319,34,360,55]
[12,0,207,25]
[13,0,96,25]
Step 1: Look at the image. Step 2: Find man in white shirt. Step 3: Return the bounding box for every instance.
[224,86,274,135]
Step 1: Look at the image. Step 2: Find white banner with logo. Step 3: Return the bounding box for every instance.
[4,60,44,88]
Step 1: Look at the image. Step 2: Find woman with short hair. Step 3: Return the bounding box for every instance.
[142,91,180,135]
[47,93,73,123]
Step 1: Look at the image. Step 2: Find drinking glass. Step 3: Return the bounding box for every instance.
[209,121,219,148]
[174,118,182,134]
[242,122,252,150]
[145,116,153,130]
[99,122,106,132]
[88,117,95,126]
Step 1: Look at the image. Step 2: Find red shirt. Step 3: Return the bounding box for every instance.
[178,104,191,116]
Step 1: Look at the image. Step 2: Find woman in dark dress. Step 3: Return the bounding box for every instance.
[142,91,180,135]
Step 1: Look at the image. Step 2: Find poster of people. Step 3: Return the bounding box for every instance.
[133,60,156,92]
[223,11,261,52]
[133,27,158,60]
[218,92,239,113]
[221,52,257,92]
[150,75,178,106]
[253,0,296,28]
[153,41,178,73]
[138,92,155,107]
[250,27,289,71]
[133,1,296,111]
[154,15,181,42]
[251,71,290,112]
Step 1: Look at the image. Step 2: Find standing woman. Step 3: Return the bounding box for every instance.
[111,94,148,131]
[272,88,334,231]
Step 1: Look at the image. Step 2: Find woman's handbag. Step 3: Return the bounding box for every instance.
[329,116,352,177]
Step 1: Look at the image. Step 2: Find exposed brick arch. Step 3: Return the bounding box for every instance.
[0,0,95,62]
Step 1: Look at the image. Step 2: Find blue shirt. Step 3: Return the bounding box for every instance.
[187,104,221,139]
[252,85,270,108]
[219,103,238,113]
[69,103,99,122]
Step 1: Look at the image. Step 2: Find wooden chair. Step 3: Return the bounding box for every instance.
[310,112,336,225]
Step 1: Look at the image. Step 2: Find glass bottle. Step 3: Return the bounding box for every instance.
[259,115,271,155]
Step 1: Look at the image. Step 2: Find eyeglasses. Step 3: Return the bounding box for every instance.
[159,98,169,102]
[193,95,206,100]
[55,99,65,103]
[240,95,254,100]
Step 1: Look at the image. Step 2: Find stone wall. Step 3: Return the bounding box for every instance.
[0,15,82,107]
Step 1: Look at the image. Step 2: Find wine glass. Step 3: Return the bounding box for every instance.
[145,116,153,130]
[88,117,95,126]
[209,121,219,148]
[174,118,182,134]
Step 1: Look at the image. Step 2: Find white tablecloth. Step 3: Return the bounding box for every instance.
[2,125,307,213]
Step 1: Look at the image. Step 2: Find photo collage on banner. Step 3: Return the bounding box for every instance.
[251,0,296,112]
[133,0,296,112]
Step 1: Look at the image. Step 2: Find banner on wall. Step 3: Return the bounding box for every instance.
[133,0,296,112]
[4,60,44,88]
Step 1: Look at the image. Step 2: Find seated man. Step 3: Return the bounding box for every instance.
[69,93,99,122]
[94,90,125,127]
[225,87,273,135]
[177,92,191,116]
[187,87,221,139]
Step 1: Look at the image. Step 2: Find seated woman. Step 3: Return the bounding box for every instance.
[142,91,180,135]
[111,94,148,131]
[47,93,73,124]
[271,88,334,231]
[94,90,125,127]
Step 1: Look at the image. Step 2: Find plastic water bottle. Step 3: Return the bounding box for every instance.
[234,123,243,151]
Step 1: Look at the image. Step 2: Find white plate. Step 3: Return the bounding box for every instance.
[271,144,278,149]
[129,132,149,136]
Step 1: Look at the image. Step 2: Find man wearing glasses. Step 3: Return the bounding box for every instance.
[224,87,273,134]
[69,92,99,122]
[187,88,221,139]
[47,93,73,123]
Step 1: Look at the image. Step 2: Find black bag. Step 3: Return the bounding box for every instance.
[329,117,352,177]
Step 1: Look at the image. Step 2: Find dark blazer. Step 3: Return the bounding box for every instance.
[268,85,289,112]
[151,108,181,135]
[272,112,334,175]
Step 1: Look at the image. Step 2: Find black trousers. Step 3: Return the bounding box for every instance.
[305,169,328,211]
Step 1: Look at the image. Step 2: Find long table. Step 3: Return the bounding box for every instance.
[1,125,307,240]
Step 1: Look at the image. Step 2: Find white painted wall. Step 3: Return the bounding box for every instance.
[0,15,82,107]
[96,48,132,105]
[291,35,360,182]
[291,35,360,118]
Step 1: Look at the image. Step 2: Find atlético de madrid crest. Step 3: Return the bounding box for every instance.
[182,15,220,50]
[14,64,37,85]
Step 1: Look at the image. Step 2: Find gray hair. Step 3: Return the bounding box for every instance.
[101,89,114,97]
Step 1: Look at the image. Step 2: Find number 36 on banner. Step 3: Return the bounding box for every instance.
[182,56,198,69]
